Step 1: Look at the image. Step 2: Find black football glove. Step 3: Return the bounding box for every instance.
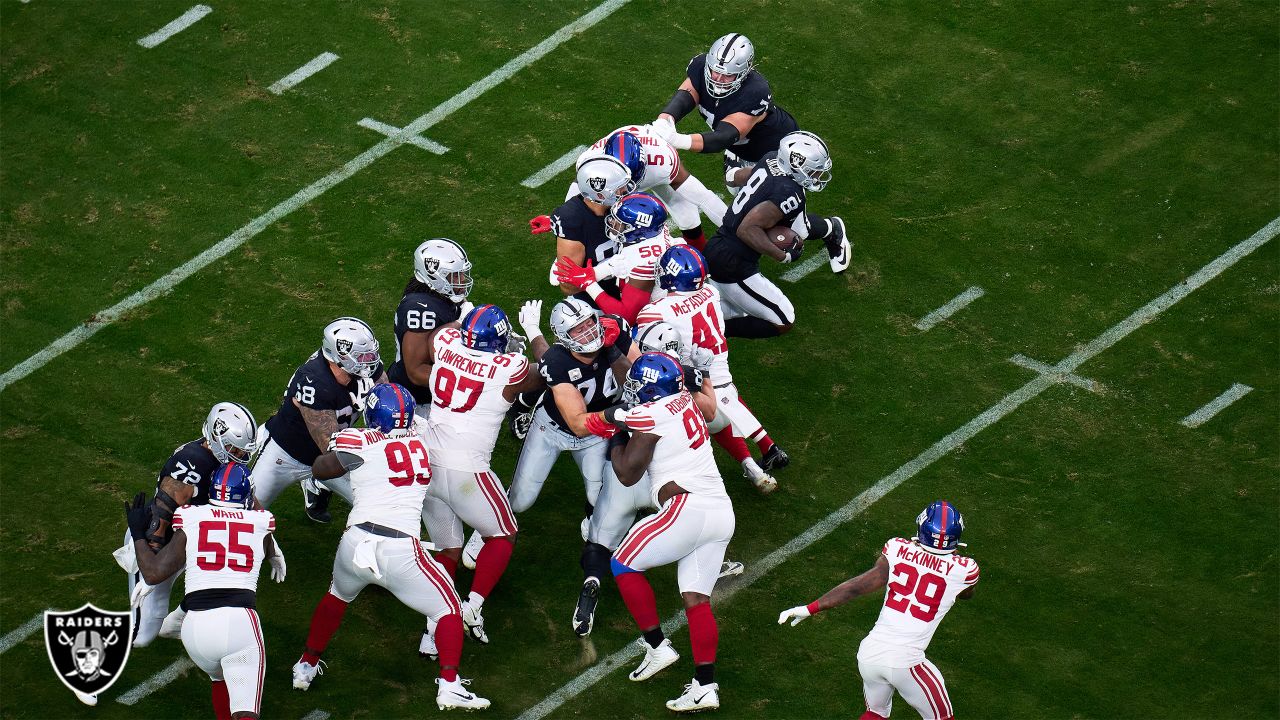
[125,492,153,542]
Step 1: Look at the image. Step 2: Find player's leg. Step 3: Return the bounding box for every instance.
[666,495,734,712]
[718,273,796,338]
[250,435,307,508]
[891,660,954,720]
[569,434,609,542]
[420,485,466,652]
[652,184,712,252]
[453,468,518,643]
[130,558,178,647]
[506,407,568,514]
[806,212,851,273]
[292,530,369,689]
[574,463,649,636]
[855,660,896,720]
[217,607,266,720]
[716,382,789,478]
[180,608,231,720]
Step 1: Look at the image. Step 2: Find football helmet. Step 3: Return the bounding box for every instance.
[914,500,965,554]
[322,317,382,379]
[606,192,669,251]
[364,382,417,435]
[622,352,685,407]
[461,304,512,354]
[776,131,832,192]
[656,245,708,292]
[704,33,755,99]
[202,402,259,464]
[414,238,473,303]
[634,321,684,360]
[576,155,635,207]
[602,130,646,184]
[549,298,604,354]
[209,463,254,509]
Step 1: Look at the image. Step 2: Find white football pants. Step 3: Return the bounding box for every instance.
[327,527,461,622]
[182,606,265,716]
[612,492,734,596]
[508,406,607,513]
[711,275,796,327]
[858,658,954,720]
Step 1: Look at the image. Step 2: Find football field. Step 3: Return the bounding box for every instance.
[2,1,1277,718]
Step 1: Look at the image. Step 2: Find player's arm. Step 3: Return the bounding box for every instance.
[403,322,458,387]
[778,555,891,626]
[693,372,717,422]
[146,476,194,550]
[737,201,793,262]
[549,384,594,437]
[958,585,977,600]
[296,403,340,452]
[555,238,588,295]
[134,531,187,585]
[585,281,651,325]
[657,77,699,124]
[312,449,365,481]
[610,430,658,487]
[502,362,546,403]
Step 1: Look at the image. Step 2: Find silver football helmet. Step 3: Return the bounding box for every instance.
[321,317,381,379]
[576,155,634,207]
[549,298,604,354]
[705,33,755,99]
[203,402,259,464]
[634,321,684,361]
[414,238,473,303]
[776,131,832,192]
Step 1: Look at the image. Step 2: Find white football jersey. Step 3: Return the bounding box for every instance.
[621,390,726,505]
[576,124,682,193]
[334,428,431,537]
[857,538,980,668]
[172,504,275,594]
[422,328,529,471]
[636,286,731,383]
[595,232,687,293]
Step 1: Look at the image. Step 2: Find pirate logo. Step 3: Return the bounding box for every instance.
[45,604,132,703]
[423,257,440,276]
[336,338,353,355]
[212,417,229,437]
[789,151,806,172]
[588,176,606,193]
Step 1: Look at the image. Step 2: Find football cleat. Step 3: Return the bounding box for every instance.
[461,531,484,571]
[302,479,332,524]
[573,577,601,637]
[666,679,721,713]
[825,217,850,273]
[291,659,325,691]
[436,677,491,711]
[158,607,186,639]
[462,602,489,644]
[742,459,778,494]
[718,561,744,579]
[761,445,790,472]
[510,410,532,441]
[629,638,680,682]
[419,624,438,661]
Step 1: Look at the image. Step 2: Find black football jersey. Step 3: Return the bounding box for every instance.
[388,290,462,405]
[704,151,810,282]
[264,351,380,465]
[686,54,799,162]
[550,196,615,266]
[537,326,632,431]
[152,439,220,545]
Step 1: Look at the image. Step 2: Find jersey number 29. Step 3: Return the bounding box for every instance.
[884,564,946,622]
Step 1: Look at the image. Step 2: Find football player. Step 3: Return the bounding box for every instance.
[703,130,851,339]
[255,317,386,523]
[778,501,978,720]
[566,127,727,251]
[590,353,734,713]
[123,402,258,648]
[638,245,788,483]
[540,155,634,297]
[418,305,545,645]
[387,238,474,411]
[291,383,489,711]
[653,34,799,176]
[124,463,285,720]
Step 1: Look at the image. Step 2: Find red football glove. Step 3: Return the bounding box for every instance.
[583,412,619,439]
[554,256,596,290]
[530,215,552,234]
[599,316,622,346]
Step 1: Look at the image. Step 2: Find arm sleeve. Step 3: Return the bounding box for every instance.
[662,88,697,121]
[592,283,652,325]
[697,123,742,153]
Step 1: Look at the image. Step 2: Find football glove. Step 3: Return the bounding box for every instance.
[518,299,544,341]
[600,316,624,347]
[506,332,529,356]
[583,412,620,439]
[668,132,693,151]
[652,117,677,142]
[687,346,715,372]
[777,605,813,626]
[530,215,552,234]
[124,492,152,542]
[268,538,287,583]
[554,256,596,290]
[130,579,155,609]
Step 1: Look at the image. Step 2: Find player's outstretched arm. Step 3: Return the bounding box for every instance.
[126,492,187,585]
[312,448,364,481]
[778,555,890,626]
[264,534,286,583]
[610,431,658,487]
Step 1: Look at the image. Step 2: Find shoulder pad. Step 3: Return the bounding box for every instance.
[332,428,368,451]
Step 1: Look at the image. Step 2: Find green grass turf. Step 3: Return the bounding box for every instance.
[1,1,1276,718]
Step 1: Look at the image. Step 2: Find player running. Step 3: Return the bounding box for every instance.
[638,244,786,486]
[290,383,489,711]
[124,463,285,720]
[778,501,978,720]
[598,353,735,713]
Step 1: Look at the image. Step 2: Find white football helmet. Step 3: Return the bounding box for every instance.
[705,33,755,99]
[549,298,604,354]
[634,321,684,361]
[576,156,634,207]
[321,317,381,379]
[414,238,473,303]
[776,131,832,192]
[203,402,259,464]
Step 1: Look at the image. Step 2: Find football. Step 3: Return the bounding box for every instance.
[766,225,801,252]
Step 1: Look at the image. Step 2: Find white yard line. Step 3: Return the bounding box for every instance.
[0,613,42,655]
[515,215,1280,720]
[300,711,331,720]
[136,5,212,48]
[913,286,985,331]
[356,118,449,154]
[780,252,827,282]
[0,0,632,394]
[1181,383,1254,428]
[521,144,587,188]
[1009,353,1105,394]
[268,52,340,95]
[115,657,195,705]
